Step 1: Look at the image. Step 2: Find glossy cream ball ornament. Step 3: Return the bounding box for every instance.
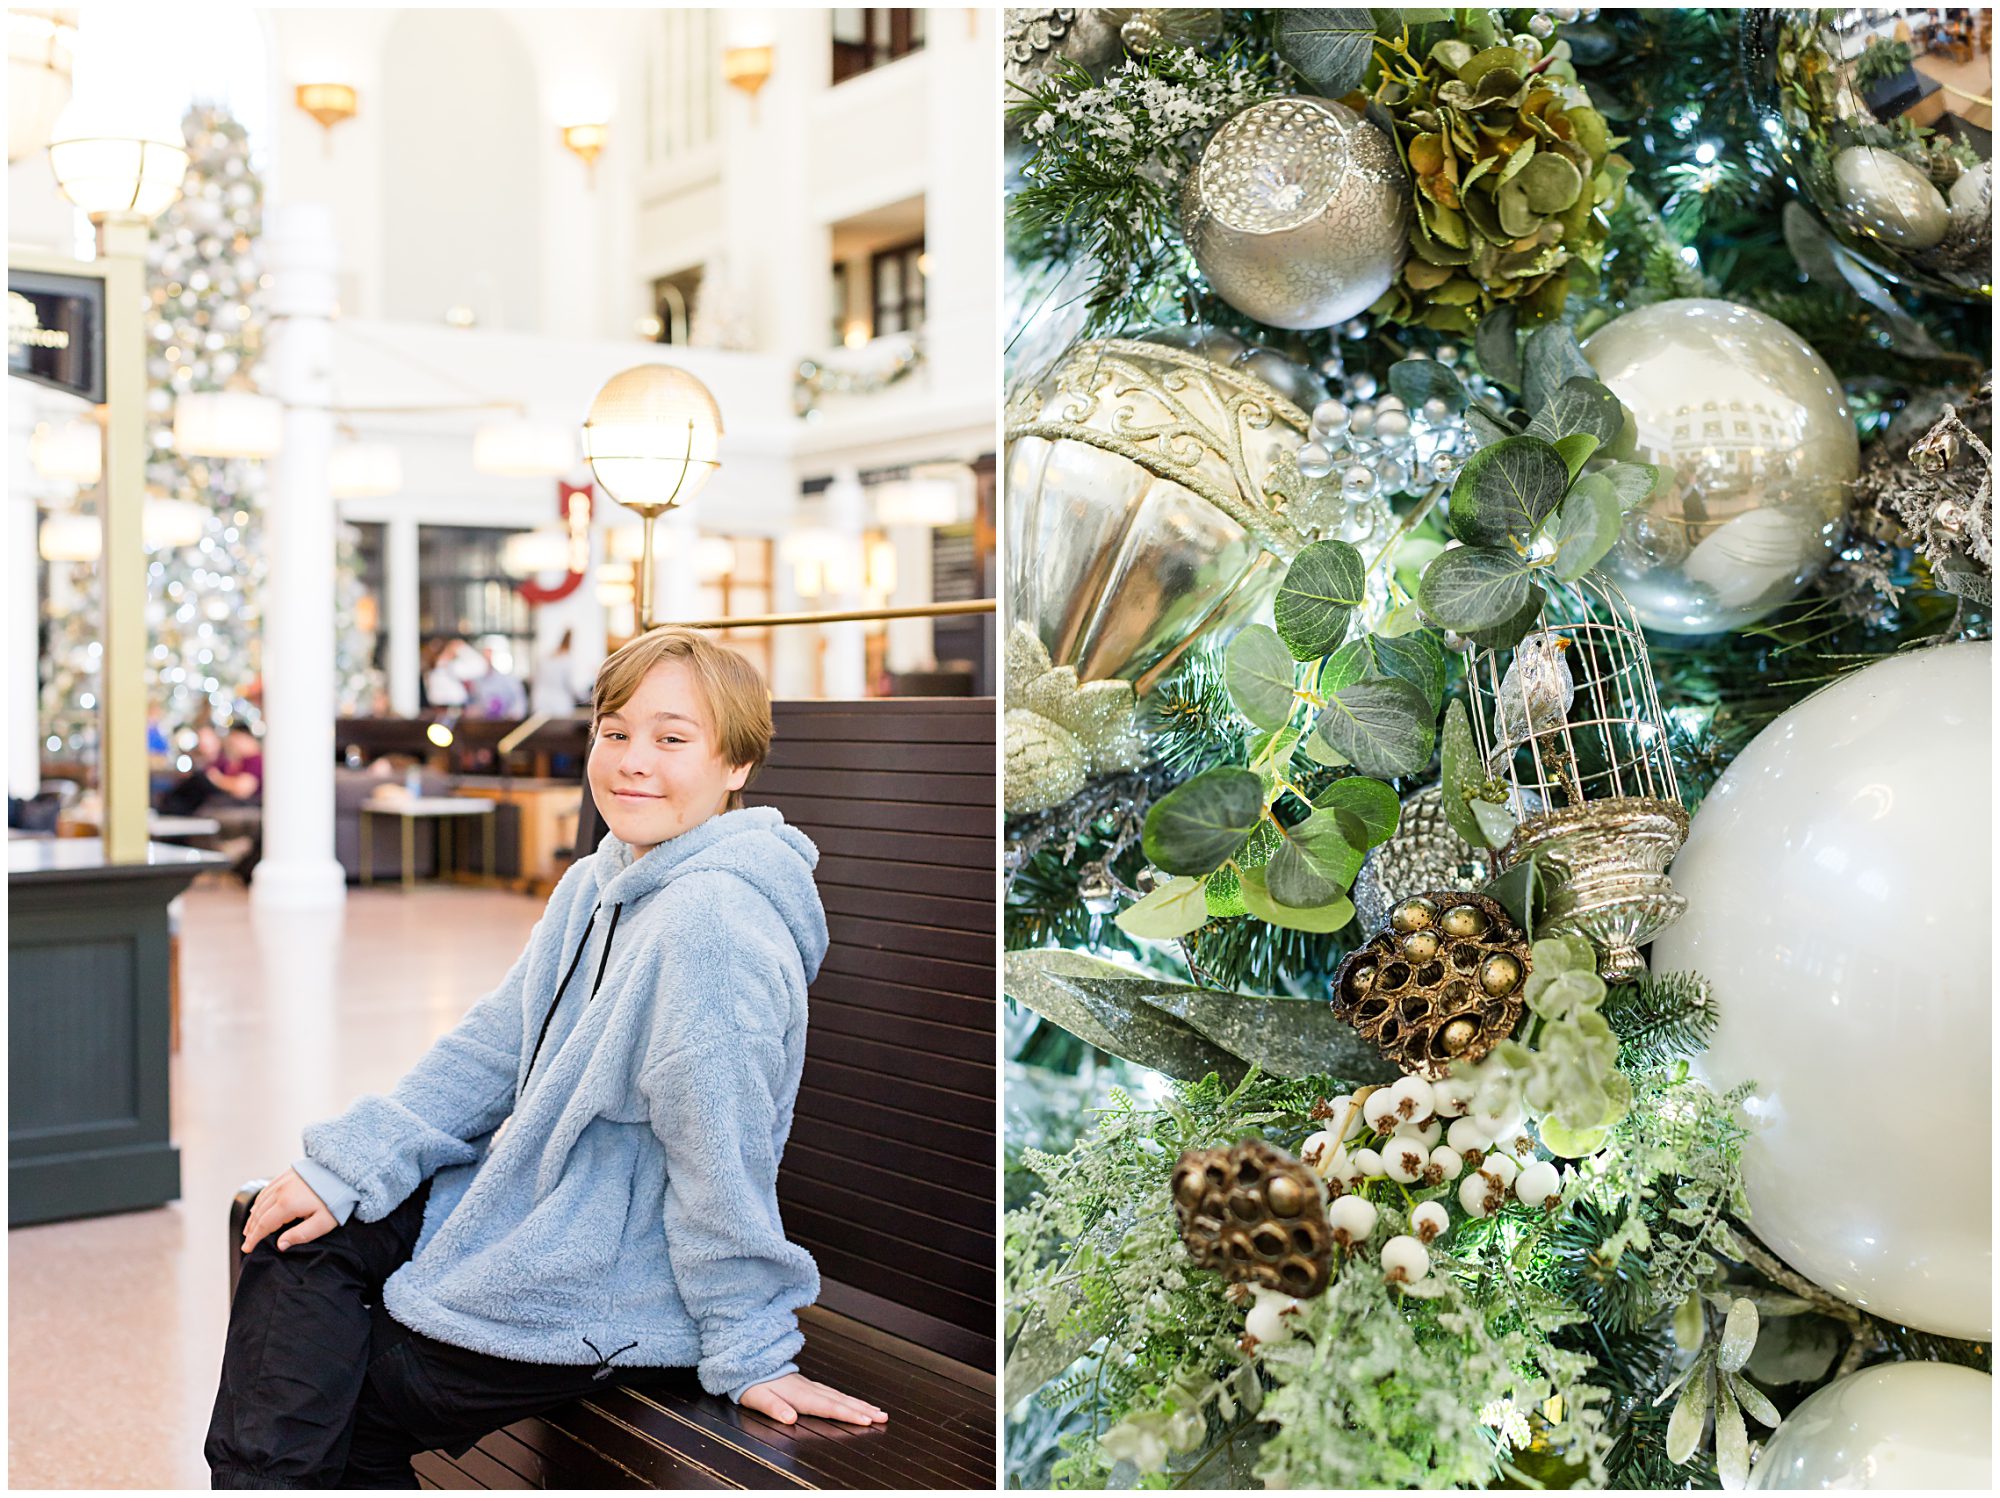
[1746,1362,1991,1490]
[1582,299,1859,634]
[1181,96,1408,330]
[1654,642,1992,1341]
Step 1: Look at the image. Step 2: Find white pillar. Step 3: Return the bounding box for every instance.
[8,396,44,798]
[252,203,347,911]
[386,513,420,716]
[885,524,936,673]
[820,470,868,699]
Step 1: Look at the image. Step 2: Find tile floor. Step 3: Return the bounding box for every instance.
[8,877,544,1490]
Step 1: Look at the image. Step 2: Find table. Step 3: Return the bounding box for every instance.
[147,814,221,840]
[447,780,583,894]
[359,797,496,890]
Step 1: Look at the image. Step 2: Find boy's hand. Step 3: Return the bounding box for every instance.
[240,1168,336,1254]
[739,1372,887,1427]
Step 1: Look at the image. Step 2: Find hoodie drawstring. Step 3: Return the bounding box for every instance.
[582,1335,640,1379]
[524,901,622,1089]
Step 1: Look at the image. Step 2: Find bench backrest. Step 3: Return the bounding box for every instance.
[574,698,995,1371]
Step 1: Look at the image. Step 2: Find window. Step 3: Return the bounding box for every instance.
[871,240,925,337]
[831,8,924,84]
[415,525,535,708]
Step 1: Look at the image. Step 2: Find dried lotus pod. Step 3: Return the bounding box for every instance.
[1329,890,1528,1079]
[1172,1139,1331,1299]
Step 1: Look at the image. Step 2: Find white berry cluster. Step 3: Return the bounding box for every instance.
[1295,1064,1568,1296]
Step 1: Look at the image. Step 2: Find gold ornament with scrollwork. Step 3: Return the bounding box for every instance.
[1006,337,1321,699]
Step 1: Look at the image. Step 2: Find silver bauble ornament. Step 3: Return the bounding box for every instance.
[1116,7,1220,58]
[1659,643,1991,1340]
[1742,10,1990,301]
[1582,299,1859,634]
[1005,332,1326,693]
[1831,145,1950,250]
[1181,96,1408,331]
[1747,1363,1992,1490]
[1350,784,1493,936]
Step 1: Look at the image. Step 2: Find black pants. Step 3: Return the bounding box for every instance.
[206,1181,636,1489]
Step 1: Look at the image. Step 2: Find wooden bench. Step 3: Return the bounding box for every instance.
[230,697,997,1488]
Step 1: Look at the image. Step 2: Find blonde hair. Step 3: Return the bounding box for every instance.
[591,627,772,811]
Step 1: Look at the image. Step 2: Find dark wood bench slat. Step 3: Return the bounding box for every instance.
[753,765,991,807]
[797,817,992,861]
[796,1071,995,1150]
[780,1173,994,1266]
[813,853,992,903]
[818,880,995,935]
[806,1000,994,1063]
[783,1114,993,1188]
[825,912,993,967]
[810,971,993,1029]
[819,942,994,998]
[787,1221,995,1329]
[808,1030,994,1100]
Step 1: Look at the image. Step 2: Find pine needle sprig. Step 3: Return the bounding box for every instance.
[1603,971,1719,1070]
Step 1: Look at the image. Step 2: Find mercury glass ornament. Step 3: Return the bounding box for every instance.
[1831,145,1951,250]
[1005,333,1326,693]
[1181,96,1408,330]
[1351,784,1493,935]
[1742,10,1990,301]
[1582,299,1859,634]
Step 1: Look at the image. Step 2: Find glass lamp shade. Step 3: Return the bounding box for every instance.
[329,442,402,499]
[37,512,98,561]
[473,417,574,477]
[46,102,188,219]
[29,418,101,483]
[37,499,210,560]
[9,10,75,166]
[582,364,723,513]
[874,472,968,527]
[500,526,574,578]
[173,390,283,458]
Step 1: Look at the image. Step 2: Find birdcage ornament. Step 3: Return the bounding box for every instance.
[1466,574,1688,982]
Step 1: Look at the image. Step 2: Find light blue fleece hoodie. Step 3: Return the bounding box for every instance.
[291,806,828,1401]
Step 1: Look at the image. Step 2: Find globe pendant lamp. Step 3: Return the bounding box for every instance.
[581,364,722,629]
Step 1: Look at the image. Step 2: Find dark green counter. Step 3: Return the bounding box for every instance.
[9,838,224,1226]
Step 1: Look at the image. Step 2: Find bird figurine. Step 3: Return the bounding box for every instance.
[1490,631,1575,758]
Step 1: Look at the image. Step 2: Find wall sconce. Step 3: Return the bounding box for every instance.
[722,45,774,120]
[295,82,357,137]
[561,122,608,184]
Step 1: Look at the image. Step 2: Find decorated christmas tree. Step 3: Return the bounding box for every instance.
[1003,7,1990,1489]
[39,102,381,764]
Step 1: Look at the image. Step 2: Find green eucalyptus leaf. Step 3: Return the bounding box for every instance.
[1376,597,1431,638]
[1274,539,1366,660]
[1552,432,1600,481]
[1313,675,1436,778]
[1448,434,1570,546]
[1528,376,1627,448]
[1240,865,1356,933]
[1275,7,1377,95]
[1600,459,1664,512]
[1321,631,1446,709]
[1483,856,1539,934]
[1551,471,1624,581]
[1267,810,1363,906]
[1440,700,1498,849]
[1718,1298,1760,1374]
[1474,306,1523,387]
[1205,862,1246,917]
[1142,767,1263,875]
[1225,624,1299,731]
[1466,403,1517,446]
[1312,776,1401,848]
[1472,796,1516,847]
[1113,875,1212,941]
[1523,323,1594,413]
[1389,357,1468,414]
[1536,1112,1614,1157]
[1463,581,1546,653]
[1297,728,1350,767]
[1418,546,1535,630]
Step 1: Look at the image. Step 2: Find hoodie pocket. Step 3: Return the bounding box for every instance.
[423,1122,639,1326]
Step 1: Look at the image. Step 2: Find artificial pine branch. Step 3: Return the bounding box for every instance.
[1603,972,1719,1070]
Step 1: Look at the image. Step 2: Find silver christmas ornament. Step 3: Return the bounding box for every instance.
[1583,299,1859,635]
[1350,784,1494,937]
[1181,96,1408,331]
[1115,7,1220,58]
[1832,146,1951,251]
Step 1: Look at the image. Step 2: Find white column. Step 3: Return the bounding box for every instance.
[885,524,936,674]
[8,396,44,798]
[386,513,421,715]
[252,203,347,911]
[820,470,868,699]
